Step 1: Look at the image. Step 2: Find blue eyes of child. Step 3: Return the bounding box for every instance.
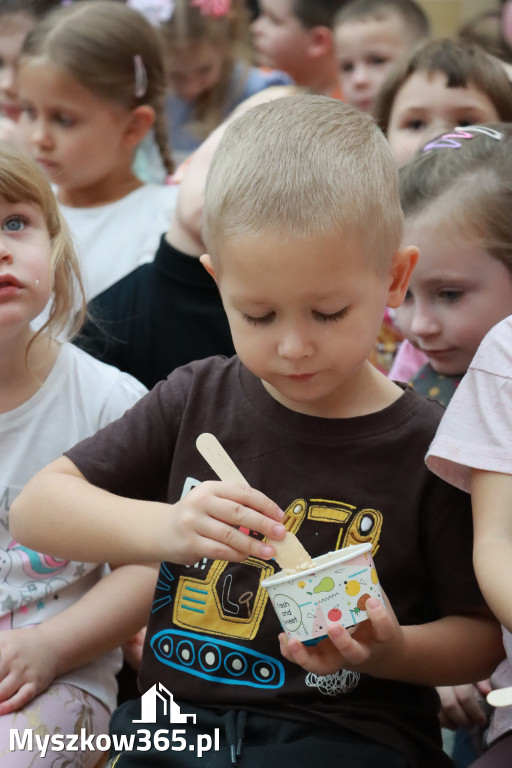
[2,216,28,232]
[243,309,348,325]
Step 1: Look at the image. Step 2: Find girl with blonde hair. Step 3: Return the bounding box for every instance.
[0,141,154,767]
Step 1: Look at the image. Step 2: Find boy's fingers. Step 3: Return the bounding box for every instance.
[279,634,308,665]
[202,518,282,560]
[227,485,285,524]
[204,495,287,544]
[200,481,285,523]
[278,634,341,675]
[365,598,396,641]
[326,624,365,664]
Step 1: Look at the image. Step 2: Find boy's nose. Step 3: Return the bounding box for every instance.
[277,329,314,360]
[251,16,264,37]
[351,64,369,87]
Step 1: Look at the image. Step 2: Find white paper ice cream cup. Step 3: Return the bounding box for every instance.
[261,542,383,645]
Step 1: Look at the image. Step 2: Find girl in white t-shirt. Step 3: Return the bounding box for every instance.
[0,142,154,767]
[17,0,178,301]
[427,315,512,767]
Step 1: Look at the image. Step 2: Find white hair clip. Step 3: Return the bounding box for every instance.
[127,0,174,25]
[133,54,148,99]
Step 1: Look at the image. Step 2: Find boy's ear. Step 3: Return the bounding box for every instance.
[386,246,419,308]
[200,253,217,283]
[122,105,155,149]
[306,26,333,59]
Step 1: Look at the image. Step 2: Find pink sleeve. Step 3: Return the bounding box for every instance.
[388,340,428,381]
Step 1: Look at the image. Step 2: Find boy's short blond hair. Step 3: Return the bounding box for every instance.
[203,94,403,271]
[334,0,430,41]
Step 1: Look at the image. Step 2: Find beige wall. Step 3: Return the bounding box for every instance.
[417,0,500,37]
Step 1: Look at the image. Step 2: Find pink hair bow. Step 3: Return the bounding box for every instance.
[190,0,231,17]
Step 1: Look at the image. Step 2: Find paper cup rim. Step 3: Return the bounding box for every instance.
[261,542,373,588]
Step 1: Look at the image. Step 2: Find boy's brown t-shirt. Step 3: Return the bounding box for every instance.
[66,355,482,768]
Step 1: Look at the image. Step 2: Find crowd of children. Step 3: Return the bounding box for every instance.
[1,1,512,767]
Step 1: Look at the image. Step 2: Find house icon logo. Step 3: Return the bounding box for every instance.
[133,683,197,725]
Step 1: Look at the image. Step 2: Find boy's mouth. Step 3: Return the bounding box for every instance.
[286,373,315,382]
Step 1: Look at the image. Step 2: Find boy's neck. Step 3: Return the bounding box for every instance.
[260,361,404,419]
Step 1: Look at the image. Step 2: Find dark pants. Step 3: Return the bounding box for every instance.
[107,697,409,767]
[470,731,512,768]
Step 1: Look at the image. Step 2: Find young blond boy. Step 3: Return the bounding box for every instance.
[252,0,345,96]
[335,0,429,113]
[11,95,502,768]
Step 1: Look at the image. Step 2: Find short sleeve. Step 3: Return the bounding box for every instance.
[427,317,512,489]
[97,371,148,428]
[65,375,181,502]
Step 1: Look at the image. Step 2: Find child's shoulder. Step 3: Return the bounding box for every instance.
[59,183,178,217]
[114,183,178,215]
[470,314,512,376]
[385,383,447,440]
[151,354,239,412]
[60,342,147,407]
[237,63,294,99]
[164,354,239,387]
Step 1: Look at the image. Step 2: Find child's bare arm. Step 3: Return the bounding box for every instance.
[10,456,286,565]
[0,563,157,714]
[280,596,503,686]
[471,469,512,633]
